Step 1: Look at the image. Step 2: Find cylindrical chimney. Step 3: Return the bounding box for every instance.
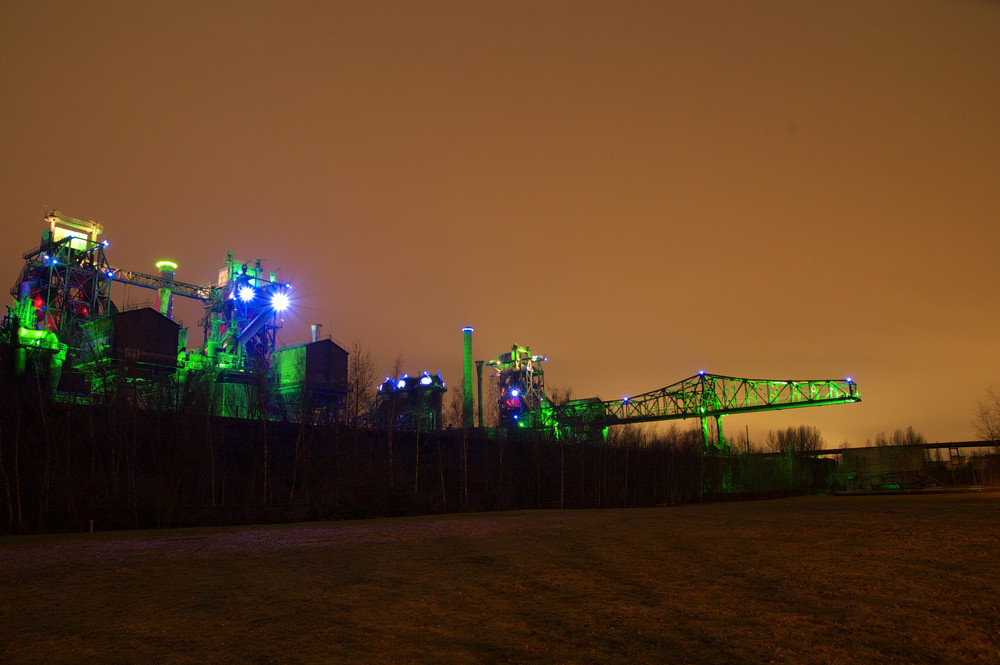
[462,327,474,428]
[311,323,322,343]
[156,261,177,318]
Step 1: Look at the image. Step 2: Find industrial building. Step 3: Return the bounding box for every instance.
[3,211,350,422]
[4,209,860,444]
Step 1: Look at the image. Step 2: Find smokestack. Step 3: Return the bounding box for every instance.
[462,326,474,428]
[475,360,484,428]
[311,323,322,343]
[156,261,177,318]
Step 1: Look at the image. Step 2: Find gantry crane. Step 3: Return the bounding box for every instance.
[488,344,860,451]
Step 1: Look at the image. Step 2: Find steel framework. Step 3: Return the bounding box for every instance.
[108,267,214,301]
[10,211,114,346]
[603,372,859,424]
[533,371,860,451]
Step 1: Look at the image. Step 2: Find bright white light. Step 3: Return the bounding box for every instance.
[270,291,290,312]
[420,375,432,386]
[238,285,255,302]
[511,389,520,397]
[846,377,853,383]
[397,379,406,389]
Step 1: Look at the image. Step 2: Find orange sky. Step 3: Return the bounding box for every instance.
[2,1,998,446]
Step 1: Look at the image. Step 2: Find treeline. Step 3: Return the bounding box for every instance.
[0,379,714,535]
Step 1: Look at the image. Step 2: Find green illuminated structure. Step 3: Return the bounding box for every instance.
[486,343,551,428]
[462,327,474,428]
[4,211,347,421]
[10,211,114,347]
[487,341,860,454]
[597,372,860,452]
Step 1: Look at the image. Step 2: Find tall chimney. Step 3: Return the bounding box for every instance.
[462,326,474,428]
[155,261,177,318]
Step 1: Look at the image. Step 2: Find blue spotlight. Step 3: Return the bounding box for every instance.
[270,291,290,312]
[238,285,255,302]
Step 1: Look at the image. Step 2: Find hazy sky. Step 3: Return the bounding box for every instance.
[2,1,998,446]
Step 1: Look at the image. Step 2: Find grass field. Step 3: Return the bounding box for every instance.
[2,493,998,664]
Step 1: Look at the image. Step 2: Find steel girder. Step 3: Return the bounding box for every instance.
[601,373,859,425]
[108,268,215,301]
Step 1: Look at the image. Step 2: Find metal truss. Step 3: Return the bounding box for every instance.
[108,268,215,301]
[12,235,114,346]
[602,372,859,425]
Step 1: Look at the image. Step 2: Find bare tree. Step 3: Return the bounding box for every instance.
[973,387,1000,452]
[386,354,404,491]
[765,425,824,453]
[443,381,464,428]
[346,337,377,426]
[547,384,574,407]
[870,426,926,447]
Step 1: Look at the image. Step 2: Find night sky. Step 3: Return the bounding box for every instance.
[2,1,998,446]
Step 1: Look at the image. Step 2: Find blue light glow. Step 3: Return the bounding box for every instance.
[846,377,853,383]
[420,375,432,386]
[238,285,255,302]
[270,291,290,312]
[511,389,520,397]
[397,379,406,389]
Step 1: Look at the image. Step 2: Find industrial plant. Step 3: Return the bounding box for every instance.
[0,210,869,534]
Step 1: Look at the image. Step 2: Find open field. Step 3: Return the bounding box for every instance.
[2,494,998,664]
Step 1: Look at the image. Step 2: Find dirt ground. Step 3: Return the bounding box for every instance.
[1,493,998,664]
